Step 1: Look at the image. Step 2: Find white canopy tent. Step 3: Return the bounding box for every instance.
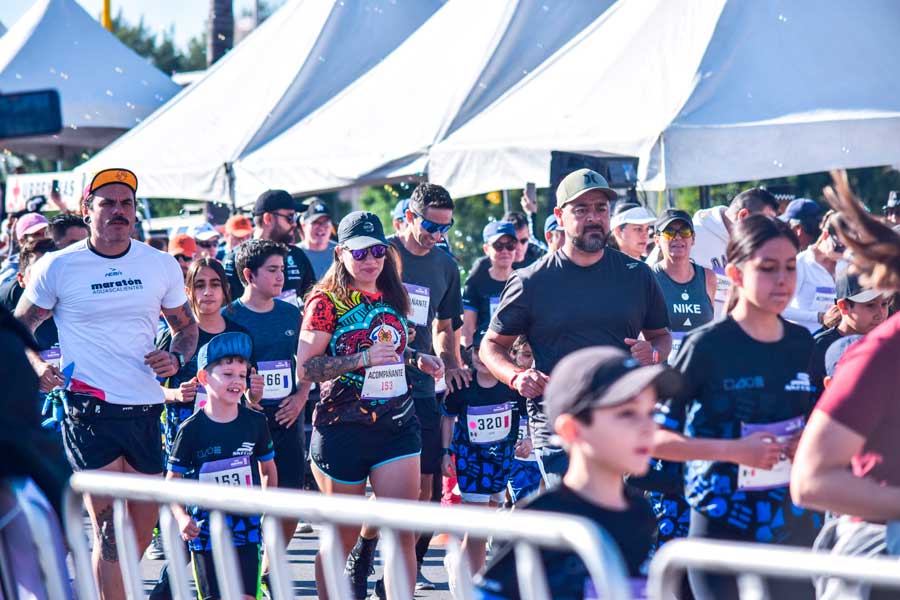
[233,0,617,204]
[0,0,180,159]
[429,0,900,195]
[78,0,442,203]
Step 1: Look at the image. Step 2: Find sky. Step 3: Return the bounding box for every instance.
[0,0,267,51]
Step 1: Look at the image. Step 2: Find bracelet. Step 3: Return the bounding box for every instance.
[651,348,659,365]
[509,370,525,390]
[362,350,370,368]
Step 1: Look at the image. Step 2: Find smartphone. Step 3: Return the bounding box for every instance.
[525,182,536,200]
[51,179,59,194]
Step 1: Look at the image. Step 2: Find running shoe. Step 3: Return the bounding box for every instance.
[144,530,165,560]
[296,521,314,534]
[415,566,436,591]
[345,538,377,599]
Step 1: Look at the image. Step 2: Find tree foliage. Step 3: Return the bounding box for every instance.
[110,10,206,74]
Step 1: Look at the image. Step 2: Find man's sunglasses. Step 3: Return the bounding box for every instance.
[270,211,299,226]
[412,210,453,235]
[660,228,694,240]
[345,244,388,261]
[492,240,517,252]
[196,239,219,248]
[174,254,192,262]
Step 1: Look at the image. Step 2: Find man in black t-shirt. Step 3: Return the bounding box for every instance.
[475,347,675,600]
[222,189,316,305]
[481,169,671,488]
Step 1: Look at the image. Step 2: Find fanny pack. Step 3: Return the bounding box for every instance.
[65,392,162,421]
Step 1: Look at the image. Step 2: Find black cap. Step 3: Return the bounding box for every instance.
[253,189,295,216]
[544,347,681,426]
[302,198,331,223]
[337,211,388,250]
[656,209,694,232]
[835,271,881,303]
[778,198,822,223]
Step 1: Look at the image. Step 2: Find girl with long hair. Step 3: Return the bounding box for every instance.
[653,215,822,600]
[297,212,443,600]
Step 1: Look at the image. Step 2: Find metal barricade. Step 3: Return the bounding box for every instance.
[647,538,900,600]
[65,471,634,600]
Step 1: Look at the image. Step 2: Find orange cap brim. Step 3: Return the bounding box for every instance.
[89,168,138,195]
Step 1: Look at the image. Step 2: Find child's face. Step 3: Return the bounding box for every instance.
[511,343,534,369]
[567,385,657,477]
[202,358,248,405]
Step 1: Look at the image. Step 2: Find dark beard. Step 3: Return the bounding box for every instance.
[572,228,607,253]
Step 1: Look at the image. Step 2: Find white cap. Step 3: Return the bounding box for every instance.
[611,206,656,229]
[189,222,220,242]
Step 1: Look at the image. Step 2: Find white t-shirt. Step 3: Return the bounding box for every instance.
[690,206,731,317]
[783,248,836,333]
[25,240,188,405]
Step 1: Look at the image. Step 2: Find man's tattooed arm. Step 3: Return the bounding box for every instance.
[14,298,53,334]
[161,301,199,360]
[302,353,364,382]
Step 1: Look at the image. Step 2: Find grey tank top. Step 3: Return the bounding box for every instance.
[652,262,714,363]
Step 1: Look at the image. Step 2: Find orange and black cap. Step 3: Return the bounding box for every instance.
[88,168,138,196]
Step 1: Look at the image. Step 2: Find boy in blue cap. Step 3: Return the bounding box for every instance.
[167,332,277,600]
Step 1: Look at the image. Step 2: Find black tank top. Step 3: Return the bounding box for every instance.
[652,262,714,362]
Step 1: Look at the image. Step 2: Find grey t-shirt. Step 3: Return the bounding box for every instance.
[490,248,670,447]
[301,241,337,281]
[389,236,463,399]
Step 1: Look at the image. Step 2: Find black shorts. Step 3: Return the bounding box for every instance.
[261,405,305,490]
[310,399,420,484]
[413,396,442,476]
[192,544,260,599]
[61,393,164,474]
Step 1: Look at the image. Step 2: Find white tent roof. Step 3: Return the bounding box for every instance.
[430,0,900,194]
[234,0,616,203]
[0,0,179,158]
[78,0,442,202]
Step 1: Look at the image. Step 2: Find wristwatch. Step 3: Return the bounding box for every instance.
[171,352,186,369]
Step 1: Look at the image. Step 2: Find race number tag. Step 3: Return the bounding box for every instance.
[198,455,252,487]
[489,295,500,320]
[194,385,208,411]
[403,284,430,326]
[361,362,408,400]
[813,286,836,313]
[258,360,292,400]
[277,289,299,306]
[40,347,61,370]
[467,402,512,444]
[668,332,686,365]
[516,416,537,462]
[435,375,447,394]
[738,416,805,491]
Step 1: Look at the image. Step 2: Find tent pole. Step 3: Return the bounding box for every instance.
[699,185,710,209]
[225,162,236,215]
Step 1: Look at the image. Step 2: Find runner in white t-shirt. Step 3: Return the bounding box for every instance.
[15,168,199,600]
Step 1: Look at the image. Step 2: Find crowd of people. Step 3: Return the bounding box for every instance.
[2,163,899,600]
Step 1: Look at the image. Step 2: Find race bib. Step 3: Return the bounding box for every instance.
[467,402,512,444]
[193,384,208,412]
[198,455,252,487]
[711,263,730,318]
[40,347,61,370]
[403,284,430,326]
[277,289,299,306]
[435,375,447,394]
[668,332,686,365]
[738,416,805,491]
[813,286,836,313]
[489,295,500,320]
[361,362,408,400]
[516,416,537,462]
[258,360,292,400]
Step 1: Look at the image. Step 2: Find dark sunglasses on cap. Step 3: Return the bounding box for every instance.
[412,210,453,235]
[492,240,517,252]
[345,244,388,261]
[660,228,694,240]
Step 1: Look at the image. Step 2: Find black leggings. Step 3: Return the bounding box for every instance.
[687,511,816,600]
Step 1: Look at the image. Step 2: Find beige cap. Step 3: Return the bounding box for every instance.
[555,168,617,208]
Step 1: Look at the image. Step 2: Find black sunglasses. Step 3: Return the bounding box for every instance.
[345,244,388,261]
[492,240,517,252]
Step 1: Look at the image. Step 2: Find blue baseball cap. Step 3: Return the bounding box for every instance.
[779,198,822,223]
[544,214,560,234]
[824,334,863,378]
[197,332,253,372]
[391,199,410,221]
[483,221,517,245]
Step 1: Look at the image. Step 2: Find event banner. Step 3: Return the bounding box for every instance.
[5,171,86,213]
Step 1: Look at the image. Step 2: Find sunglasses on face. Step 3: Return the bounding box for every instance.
[174,254,192,262]
[412,210,453,235]
[660,228,694,240]
[517,238,529,246]
[196,240,218,248]
[270,211,298,226]
[345,244,388,261]
[492,240,517,252]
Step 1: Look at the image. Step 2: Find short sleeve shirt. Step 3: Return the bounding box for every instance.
[490,249,669,447]
[302,289,410,426]
[223,243,316,305]
[462,265,507,338]
[24,240,187,405]
[815,313,900,489]
[168,406,274,551]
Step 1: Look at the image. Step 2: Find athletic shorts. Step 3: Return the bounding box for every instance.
[454,441,515,497]
[534,446,569,490]
[461,490,507,504]
[62,393,164,474]
[507,459,542,504]
[413,396,442,476]
[310,400,420,485]
[192,544,260,600]
[164,401,194,458]
[261,405,305,490]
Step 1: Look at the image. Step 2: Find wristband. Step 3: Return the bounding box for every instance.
[362,350,370,368]
[651,348,659,365]
[441,448,453,457]
[509,370,525,390]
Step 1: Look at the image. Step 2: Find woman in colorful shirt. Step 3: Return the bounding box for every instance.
[298,211,443,599]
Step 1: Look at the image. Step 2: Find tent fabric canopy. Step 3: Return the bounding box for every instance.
[0,0,179,158]
[78,0,442,202]
[429,0,900,195]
